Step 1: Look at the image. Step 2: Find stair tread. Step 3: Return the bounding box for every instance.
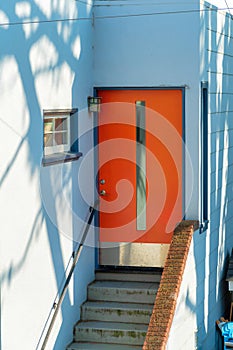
[67,342,142,349]
[89,280,159,290]
[81,300,153,324]
[95,270,162,282]
[67,272,159,349]
[76,321,148,331]
[88,280,158,303]
[83,300,153,310]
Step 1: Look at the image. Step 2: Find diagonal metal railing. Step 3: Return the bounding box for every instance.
[36,200,99,350]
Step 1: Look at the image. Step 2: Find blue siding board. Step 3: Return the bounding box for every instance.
[210,148,233,173]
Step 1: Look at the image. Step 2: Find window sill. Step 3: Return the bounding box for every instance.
[42,152,82,166]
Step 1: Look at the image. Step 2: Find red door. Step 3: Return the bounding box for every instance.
[97,89,183,267]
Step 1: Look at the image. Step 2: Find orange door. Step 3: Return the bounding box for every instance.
[97,89,183,267]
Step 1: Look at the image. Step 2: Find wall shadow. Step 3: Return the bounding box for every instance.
[192,5,233,348]
[0,1,93,349]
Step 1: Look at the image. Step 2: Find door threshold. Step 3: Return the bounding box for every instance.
[99,242,169,267]
[96,265,163,274]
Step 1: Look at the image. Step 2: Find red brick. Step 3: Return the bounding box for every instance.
[143,220,198,349]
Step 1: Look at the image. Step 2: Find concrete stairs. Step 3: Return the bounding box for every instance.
[67,269,162,349]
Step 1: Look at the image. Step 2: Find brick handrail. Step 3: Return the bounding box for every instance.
[143,220,199,350]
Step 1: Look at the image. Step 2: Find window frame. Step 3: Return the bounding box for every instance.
[42,108,82,166]
[200,82,209,233]
[44,114,70,156]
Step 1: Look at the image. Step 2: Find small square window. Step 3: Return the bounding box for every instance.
[44,114,70,155]
[42,108,82,166]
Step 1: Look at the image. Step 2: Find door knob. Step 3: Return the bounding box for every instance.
[99,190,107,196]
[99,179,106,185]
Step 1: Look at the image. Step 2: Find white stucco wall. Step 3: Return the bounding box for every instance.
[1,1,233,349]
[206,0,233,14]
[0,1,95,349]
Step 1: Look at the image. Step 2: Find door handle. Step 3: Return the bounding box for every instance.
[99,190,107,196]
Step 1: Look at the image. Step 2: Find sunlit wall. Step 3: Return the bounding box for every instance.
[0,1,95,349]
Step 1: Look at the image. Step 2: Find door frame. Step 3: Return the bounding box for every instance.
[93,86,186,268]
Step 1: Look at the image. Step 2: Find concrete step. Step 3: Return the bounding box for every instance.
[87,280,158,304]
[66,270,162,350]
[95,270,162,283]
[74,321,148,345]
[67,342,142,349]
[81,301,153,324]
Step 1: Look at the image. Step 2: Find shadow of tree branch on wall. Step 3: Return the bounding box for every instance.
[0,1,93,349]
[192,6,233,348]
